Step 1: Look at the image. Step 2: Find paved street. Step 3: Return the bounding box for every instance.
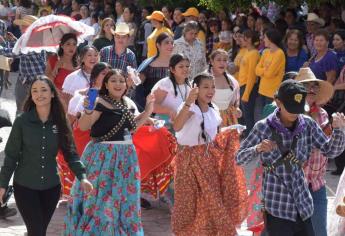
[0,73,341,235]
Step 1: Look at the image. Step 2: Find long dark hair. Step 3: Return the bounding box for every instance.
[155,32,173,58]
[209,49,233,90]
[99,69,127,98]
[89,62,112,88]
[58,33,78,68]
[264,28,284,49]
[169,53,190,97]
[23,76,74,153]
[192,72,215,142]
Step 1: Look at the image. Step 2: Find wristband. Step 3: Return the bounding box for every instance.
[84,110,94,115]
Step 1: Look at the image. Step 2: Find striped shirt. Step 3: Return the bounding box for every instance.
[100,45,137,73]
[236,109,345,222]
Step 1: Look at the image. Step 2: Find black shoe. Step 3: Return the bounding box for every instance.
[0,205,17,219]
[140,198,152,209]
[331,170,343,176]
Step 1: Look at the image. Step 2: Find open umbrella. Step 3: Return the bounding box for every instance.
[12,15,95,54]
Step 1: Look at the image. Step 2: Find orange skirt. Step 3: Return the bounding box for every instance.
[133,126,177,198]
[172,129,248,236]
[219,105,238,127]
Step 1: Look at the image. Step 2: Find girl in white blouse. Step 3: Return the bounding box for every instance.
[209,49,241,127]
[152,53,191,123]
[171,72,248,235]
[62,46,99,105]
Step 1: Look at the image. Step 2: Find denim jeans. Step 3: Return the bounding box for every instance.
[310,186,327,236]
[240,83,258,136]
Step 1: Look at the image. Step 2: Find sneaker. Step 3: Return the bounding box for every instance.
[0,205,17,219]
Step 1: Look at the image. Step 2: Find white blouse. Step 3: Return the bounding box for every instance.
[212,73,240,110]
[152,77,191,112]
[176,103,222,146]
[68,91,140,117]
[62,69,91,96]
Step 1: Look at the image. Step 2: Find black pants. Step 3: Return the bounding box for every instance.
[13,183,61,236]
[266,213,315,236]
[334,150,345,173]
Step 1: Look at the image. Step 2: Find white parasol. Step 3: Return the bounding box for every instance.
[12,15,95,54]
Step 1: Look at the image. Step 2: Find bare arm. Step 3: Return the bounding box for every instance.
[173,86,199,132]
[152,89,175,117]
[326,70,337,84]
[173,104,194,132]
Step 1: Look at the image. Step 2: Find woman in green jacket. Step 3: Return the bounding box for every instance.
[0,76,93,236]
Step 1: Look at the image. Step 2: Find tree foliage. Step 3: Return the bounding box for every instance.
[198,0,344,12]
[139,0,344,13]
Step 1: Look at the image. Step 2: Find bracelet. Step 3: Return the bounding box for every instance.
[84,110,94,115]
[184,103,191,108]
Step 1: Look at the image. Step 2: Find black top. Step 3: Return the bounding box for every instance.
[91,103,135,141]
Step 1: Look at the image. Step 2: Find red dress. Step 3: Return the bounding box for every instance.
[49,55,76,198]
[48,55,74,91]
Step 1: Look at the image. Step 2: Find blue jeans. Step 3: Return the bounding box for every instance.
[240,83,258,136]
[257,94,273,119]
[310,186,327,236]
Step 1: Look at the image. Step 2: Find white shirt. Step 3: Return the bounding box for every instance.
[62,69,90,96]
[176,103,222,146]
[212,73,240,110]
[79,17,91,26]
[151,77,191,112]
[68,92,140,117]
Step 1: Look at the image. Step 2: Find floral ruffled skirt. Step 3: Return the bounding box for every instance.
[64,141,143,236]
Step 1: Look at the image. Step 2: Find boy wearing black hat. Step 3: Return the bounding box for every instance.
[236,79,345,235]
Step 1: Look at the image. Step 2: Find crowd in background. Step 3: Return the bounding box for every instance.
[0,0,345,236]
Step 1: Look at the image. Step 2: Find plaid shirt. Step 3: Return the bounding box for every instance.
[236,109,345,222]
[100,45,137,73]
[0,46,46,83]
[304,108,329,192]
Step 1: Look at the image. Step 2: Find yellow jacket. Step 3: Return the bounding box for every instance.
[255,48,285,98]
[146,27,173,58]
[233,48,247,81]
[238,49,260,102]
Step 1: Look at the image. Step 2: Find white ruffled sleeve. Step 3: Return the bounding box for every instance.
[151,77,174,94]
[62,70,83,95]
[67,92,85,116]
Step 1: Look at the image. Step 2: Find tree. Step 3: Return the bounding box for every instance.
[197,0,343,12]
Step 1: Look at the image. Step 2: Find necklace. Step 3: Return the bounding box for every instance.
[176,84,187,101]
[80,68,90,84]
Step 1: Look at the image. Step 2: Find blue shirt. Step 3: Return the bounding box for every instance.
[310,50,338,81]
[236,109,345,221]
[285,49,308,72]
[335,49,345,75]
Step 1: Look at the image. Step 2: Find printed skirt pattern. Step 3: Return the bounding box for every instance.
[172,129,248,236]
[219,105,238,127]
[64,141,143,236]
